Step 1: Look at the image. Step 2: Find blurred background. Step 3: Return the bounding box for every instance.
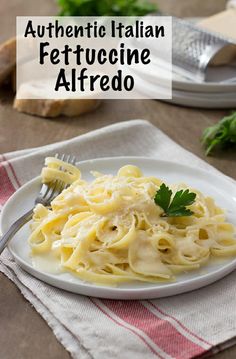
[0,0,228,42]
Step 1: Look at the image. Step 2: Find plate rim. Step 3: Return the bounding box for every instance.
[129,69,236,108]
[1,156,236,298]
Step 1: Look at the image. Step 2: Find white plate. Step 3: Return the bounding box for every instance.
[134,71,236,108]
[172,66,236,93]
[163,88,236,109]
[127,58,236,94]
[1,157,236,299]
[121,64,236,108]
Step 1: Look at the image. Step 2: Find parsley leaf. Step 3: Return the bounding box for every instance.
[154,184,196,217]
[201,112,236,156]
[58,0,158,16]
[154,183,172,213]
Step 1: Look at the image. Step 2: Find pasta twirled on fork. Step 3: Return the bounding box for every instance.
[29,159,236,285]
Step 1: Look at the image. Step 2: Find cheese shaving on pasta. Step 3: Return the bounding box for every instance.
[29,158,236,286]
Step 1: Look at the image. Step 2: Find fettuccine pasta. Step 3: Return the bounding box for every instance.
[29,157,236,285]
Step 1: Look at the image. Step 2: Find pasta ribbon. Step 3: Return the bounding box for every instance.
[41,157,81,184]
[29,159,236,286]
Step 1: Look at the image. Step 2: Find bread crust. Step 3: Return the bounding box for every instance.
[14,97,101,118]
[0,38,16,85]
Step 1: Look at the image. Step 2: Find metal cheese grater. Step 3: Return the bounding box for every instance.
[172,17,236,82]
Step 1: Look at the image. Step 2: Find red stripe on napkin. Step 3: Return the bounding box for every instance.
[0,152,212,359]
[101,300,207,359]
[1,155,21,187]
[147,301,211,347]
[0,164,16,205]
[90,298,163,358]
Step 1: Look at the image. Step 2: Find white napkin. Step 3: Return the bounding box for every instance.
[0,120,235,359]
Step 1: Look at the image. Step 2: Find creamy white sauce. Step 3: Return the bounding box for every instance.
[31,240,63,274]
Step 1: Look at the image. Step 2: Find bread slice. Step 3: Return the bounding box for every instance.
[0,37,16,85]
[14,97,101,118]
[14,78,101,117]
[11,67,16,92]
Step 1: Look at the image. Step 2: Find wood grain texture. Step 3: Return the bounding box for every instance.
[0,1,235,359]
[0,273,71,359]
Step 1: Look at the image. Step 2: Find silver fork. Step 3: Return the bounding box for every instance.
[0,153,77,254]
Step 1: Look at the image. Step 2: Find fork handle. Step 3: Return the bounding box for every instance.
[0,208,33,254]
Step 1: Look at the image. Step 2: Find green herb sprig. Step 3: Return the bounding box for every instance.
[58,0,158,16]
[154,183,196,217]
[201,112,236,156]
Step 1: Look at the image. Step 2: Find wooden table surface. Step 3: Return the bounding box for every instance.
[0,1,235,359]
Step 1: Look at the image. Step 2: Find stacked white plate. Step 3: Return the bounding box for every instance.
[123,59,236,109]
[121,23,236,109]
[164,65,236,109]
